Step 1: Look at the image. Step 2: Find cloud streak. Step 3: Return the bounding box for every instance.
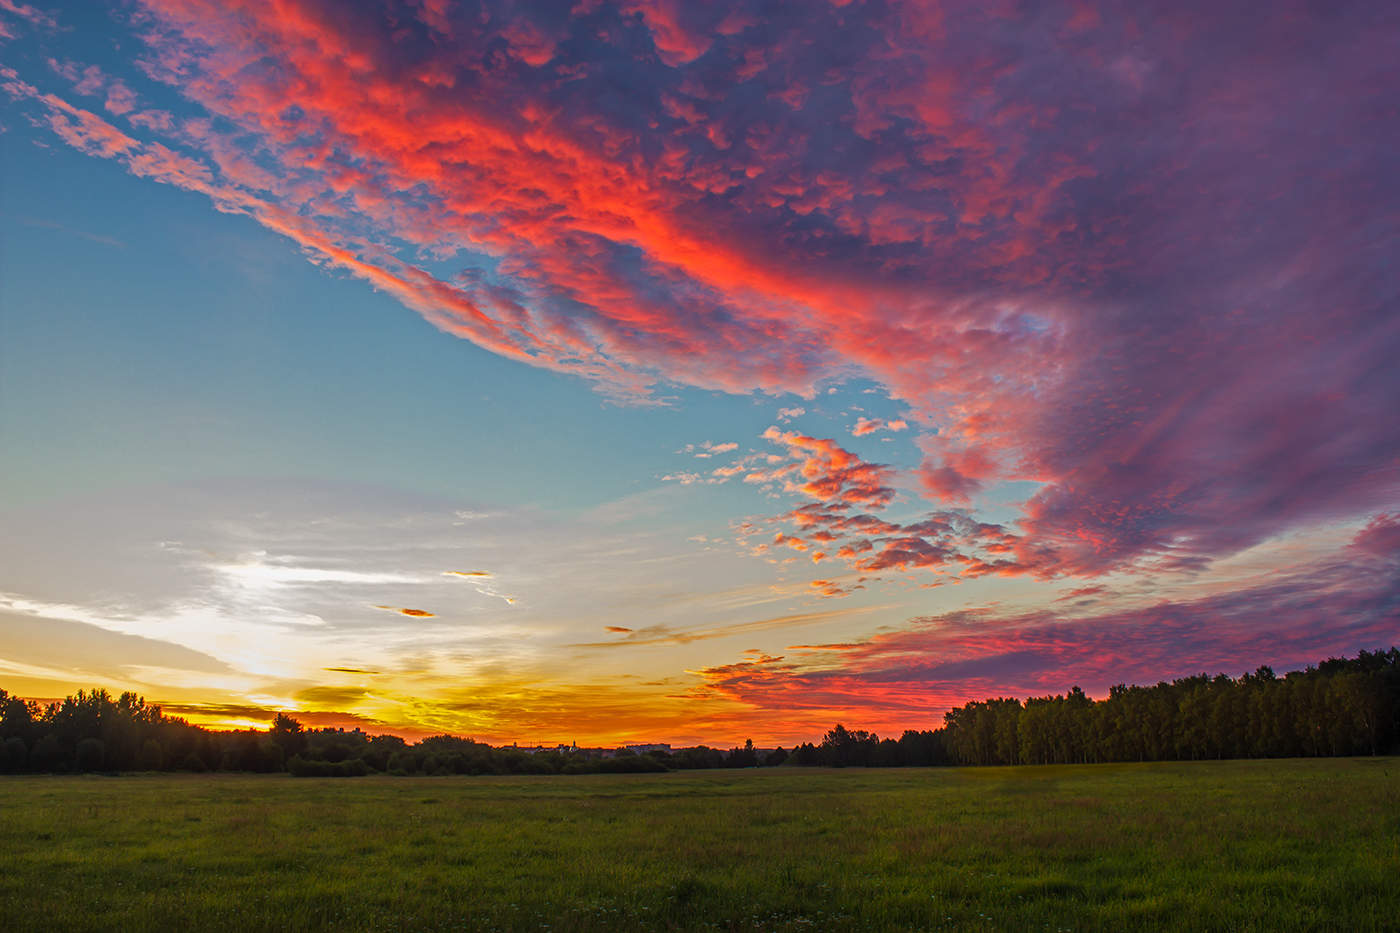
[569,606,886,649]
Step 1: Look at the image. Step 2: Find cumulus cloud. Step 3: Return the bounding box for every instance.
[852,417,909,437]
[731,425,1026,583]
[808,579,864,599]
[756,427,896,508]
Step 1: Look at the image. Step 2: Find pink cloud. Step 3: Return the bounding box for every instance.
[759,427,896,508]
[104,80,138,115]
[0,0,56,31]
[852,417,881,437]
[1353,514,1400,559]
[852,417,909,437]
[39,93,138,157]
[622,0,714,66]
[694,550,1400,734]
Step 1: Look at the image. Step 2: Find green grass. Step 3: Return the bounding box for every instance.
[1,759,1396,931]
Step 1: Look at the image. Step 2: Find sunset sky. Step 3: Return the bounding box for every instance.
[1,0,1397,746]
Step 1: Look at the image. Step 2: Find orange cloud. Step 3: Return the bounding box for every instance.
[759,427,896,508]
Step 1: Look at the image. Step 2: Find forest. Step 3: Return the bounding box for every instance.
[2,647,1395,775]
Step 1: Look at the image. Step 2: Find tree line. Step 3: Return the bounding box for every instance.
[933,648,1399,766]
[1,647,1394,776]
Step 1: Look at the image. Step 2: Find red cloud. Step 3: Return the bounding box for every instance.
[623,0,713,66]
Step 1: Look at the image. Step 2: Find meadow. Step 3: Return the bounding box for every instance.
[1,758,1395,932]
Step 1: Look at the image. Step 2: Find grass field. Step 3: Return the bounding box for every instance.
[1,758,1396,931]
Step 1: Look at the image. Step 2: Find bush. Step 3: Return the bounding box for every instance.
[598,754,668,774]
[286,755,370,777]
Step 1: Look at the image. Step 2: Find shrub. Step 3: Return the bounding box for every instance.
[287,755,370,777]
[598,754,668,774]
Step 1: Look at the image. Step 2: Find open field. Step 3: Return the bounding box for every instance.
[1,759,1396,931]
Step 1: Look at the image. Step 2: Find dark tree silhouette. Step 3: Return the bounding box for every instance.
[1,647,1394,776]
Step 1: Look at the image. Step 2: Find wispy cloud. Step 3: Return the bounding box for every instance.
[0,0,57,33]
[570,606,887,649]
[18,216,124,247]
[214,559,428,588]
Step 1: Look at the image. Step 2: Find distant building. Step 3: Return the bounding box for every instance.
[624,743,671,755]
[501,741,578,755]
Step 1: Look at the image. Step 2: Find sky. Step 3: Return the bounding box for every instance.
[1,0,1397,747]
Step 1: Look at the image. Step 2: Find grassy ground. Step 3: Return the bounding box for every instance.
[0,758,1395,931]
